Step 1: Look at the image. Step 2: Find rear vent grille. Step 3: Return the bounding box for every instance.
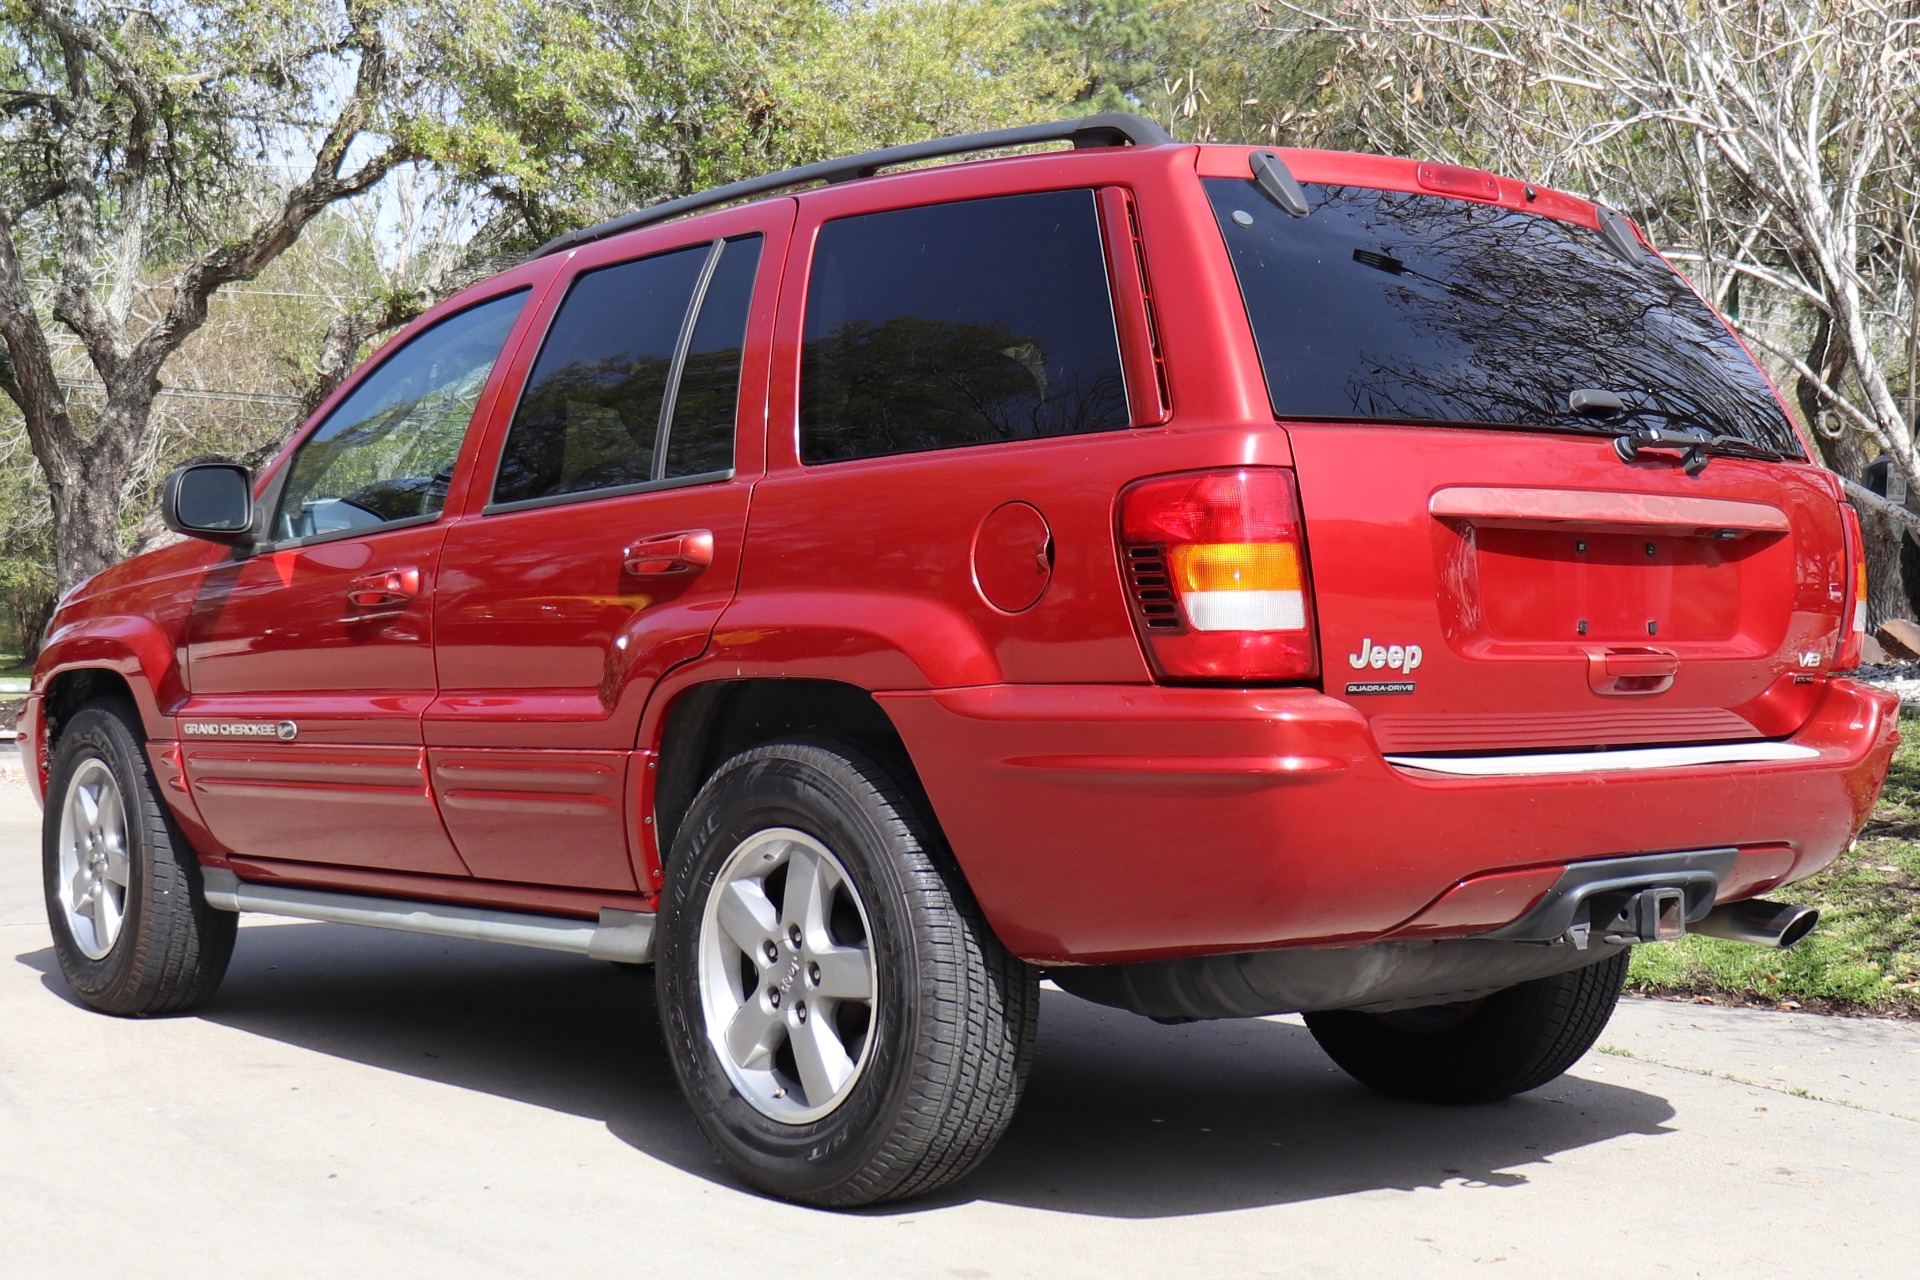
[1125,545,1184,630]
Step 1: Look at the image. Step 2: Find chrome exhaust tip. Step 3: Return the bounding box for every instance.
[1691,898,1820,950]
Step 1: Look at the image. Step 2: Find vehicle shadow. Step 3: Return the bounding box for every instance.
[18,920,1678,1218]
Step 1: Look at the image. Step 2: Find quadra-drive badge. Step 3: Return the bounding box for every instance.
[1345,637,1419,696]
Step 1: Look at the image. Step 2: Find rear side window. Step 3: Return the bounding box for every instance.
[800,190,1128,464]
[273,290,526,542]
[493,234,761,507]
[666,237,761,479]
[1205,180,1802,456]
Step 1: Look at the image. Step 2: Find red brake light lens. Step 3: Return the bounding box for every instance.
[1837,501,1866,671]
[1416,162,1501,203]
[1119,468,1319,682]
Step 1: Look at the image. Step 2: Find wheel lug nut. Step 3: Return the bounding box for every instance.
[807,962,820,985]
[767,988,780,1008]
[787,924,802,947]
[795,1003,808,1022]
[763,941,778,963]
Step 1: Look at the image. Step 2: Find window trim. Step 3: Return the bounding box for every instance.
[484,234,762,515]
[261,287,532,552]
[482,467,735,517]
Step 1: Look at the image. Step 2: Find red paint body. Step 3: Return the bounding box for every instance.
[25,142,1900,965]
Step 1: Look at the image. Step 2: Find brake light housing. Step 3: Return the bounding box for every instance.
[1837,501,1867,671]
[1119,467,1319,682]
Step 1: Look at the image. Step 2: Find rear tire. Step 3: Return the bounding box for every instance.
[1303,950,1628,1103]
[42,699,236,1015]
[656,737,1038,1206]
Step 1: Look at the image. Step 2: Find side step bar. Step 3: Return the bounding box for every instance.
[199,867,654,963]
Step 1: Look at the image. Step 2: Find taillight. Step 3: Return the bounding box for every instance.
[1118,467,1319,682]
[1837,501,1867,670]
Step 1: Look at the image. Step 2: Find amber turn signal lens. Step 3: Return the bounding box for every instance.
[1171,542,1303,593]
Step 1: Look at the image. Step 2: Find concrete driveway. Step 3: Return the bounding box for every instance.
[3,776,1916,1277]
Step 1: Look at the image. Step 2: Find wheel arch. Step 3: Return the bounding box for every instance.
[650,678,914,862]
[38,613,181,747]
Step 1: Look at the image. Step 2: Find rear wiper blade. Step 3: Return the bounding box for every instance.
[1566,388,1790,472]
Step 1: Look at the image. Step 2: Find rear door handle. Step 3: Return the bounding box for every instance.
[623,530,714,577]
[1587,646,1679,696]
[347,566,420,609]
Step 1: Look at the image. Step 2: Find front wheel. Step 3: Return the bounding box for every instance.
[43,699,236,1015]
[656,737,1038,1207]
[1303,950,1629,1103]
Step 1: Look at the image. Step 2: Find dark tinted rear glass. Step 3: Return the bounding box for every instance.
[1205,180,1801,456]
[801,189,1128,463]
[664,235,761,479]
[494,244,707,505]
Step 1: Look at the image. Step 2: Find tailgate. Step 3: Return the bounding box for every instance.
[1289,425,1847,752]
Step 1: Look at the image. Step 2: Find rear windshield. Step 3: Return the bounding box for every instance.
[1205,179,1802,456]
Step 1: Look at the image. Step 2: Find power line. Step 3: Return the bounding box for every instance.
[55,377,305,407]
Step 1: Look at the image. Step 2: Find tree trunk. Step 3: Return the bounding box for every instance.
[49,394,148,591]
[1797,315,1911,625]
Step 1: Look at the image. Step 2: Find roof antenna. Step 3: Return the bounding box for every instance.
[1250,150,1310,218]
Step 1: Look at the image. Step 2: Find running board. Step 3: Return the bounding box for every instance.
[199,868,654,963]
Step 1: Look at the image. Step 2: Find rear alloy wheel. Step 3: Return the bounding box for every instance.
[1303,950,1629,1103]
[697,827,879,1123]
[43,700,236,1015]
[657,737,1038,1207]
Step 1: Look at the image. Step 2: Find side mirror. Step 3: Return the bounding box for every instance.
[161,463,255,544]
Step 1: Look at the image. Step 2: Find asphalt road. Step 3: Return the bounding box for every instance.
[3,777,1917,1278]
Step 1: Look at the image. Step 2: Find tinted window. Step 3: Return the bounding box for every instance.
[664,235,761,479]
[1205,180,1801,455]
[800,190,1128,463]
[273,290,526,542]
[494,245,708,505]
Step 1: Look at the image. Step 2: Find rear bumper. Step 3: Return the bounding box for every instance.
[877,677,1899,964]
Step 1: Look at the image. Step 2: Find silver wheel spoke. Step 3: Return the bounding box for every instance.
[724,999,785,1071]
[811,943,873,1001]
[780,848,831,939]
[102,844,130,888]
[89,880,120,942]
[68,866,95,912]
[715,880,778,962]
[75,783,101,833]
[790,1014,855,1106]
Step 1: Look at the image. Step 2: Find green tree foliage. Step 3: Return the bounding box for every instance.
[435,0,1082,244]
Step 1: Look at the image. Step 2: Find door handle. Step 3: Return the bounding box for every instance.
[1587,646,1679,696]
[623,530,715,577]
[347,566,420,609]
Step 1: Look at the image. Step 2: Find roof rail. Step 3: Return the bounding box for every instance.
[532,112,1175,259]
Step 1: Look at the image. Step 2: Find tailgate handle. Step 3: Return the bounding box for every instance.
[347,566,420,610]
[623,530,714,577]
[1588,647,1679,697]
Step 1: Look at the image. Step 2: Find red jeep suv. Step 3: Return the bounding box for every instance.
[21,114,1898,1206]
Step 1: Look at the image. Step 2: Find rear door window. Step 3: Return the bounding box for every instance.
[1205,180,1802,456]
[800,190,1129,463]
[492,234,762,508]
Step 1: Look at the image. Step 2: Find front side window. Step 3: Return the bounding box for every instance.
[800,190,1129,464]
[273,290,526,542]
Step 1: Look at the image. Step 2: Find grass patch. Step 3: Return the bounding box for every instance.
[1626,707,1920,1015]
[0,652,30,681]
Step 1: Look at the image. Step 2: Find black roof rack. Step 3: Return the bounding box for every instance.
[532,112,1175,259]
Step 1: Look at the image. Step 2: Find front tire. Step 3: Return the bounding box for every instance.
[656,737,1038,1207]
[1303,950,1629,1103]
[42,700,236,1015]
